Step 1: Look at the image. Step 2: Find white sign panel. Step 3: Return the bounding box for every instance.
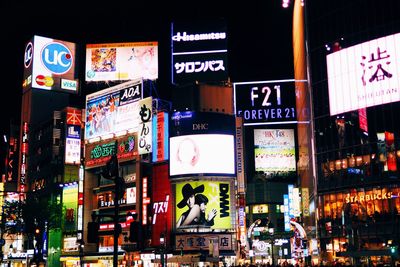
[169,134,235,176]
[65,138,81,164]
[326,32,400,115]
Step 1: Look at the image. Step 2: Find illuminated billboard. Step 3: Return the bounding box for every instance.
[63,184,78,232]
[175,180,233,230]
[169,112,235,177]
[326,32,400,115]
[152,112,169,162]
[84,133,138,169]
[138,97,153,155]
[22,35,78,93]
[254,129,296,173]
[171,19,228,84]
[234,80,298,126]
[170,111,235,136]
[85,79,142,140]
[170,134,235,176]
[152,164,173,246]
[85,42,158,82]
[65,108,82,165]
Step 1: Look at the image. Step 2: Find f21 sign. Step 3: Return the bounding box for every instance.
[234,80,297,125]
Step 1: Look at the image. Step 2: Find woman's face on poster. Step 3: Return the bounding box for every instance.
[187,195,195,208]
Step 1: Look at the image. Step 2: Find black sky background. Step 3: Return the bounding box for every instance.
[0,1,294,136]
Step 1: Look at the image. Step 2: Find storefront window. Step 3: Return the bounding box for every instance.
[324,195,331,218]
[336,193,343,219]
[330,194,337,219]
[321,186,400,220]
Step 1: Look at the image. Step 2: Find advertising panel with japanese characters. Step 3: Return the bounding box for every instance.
[175,233,233,251]
[171,19,228,84]
[254,129,296,173]
[175,180,234,231]
[327,32,400,115]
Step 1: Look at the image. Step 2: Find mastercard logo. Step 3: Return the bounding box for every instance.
[36,75,54,87]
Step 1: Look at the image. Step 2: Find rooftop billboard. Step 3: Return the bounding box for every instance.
[23,35,78,93]
[171,19,228,84]
[85,42,158,82]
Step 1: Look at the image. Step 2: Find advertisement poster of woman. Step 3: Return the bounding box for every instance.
[175,181,232,230]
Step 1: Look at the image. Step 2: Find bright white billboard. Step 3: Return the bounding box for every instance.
[326,32,400,115]
[85,79,142,140]
[169,134,235,176]
[254,129,296,173]
[85,42,158,82]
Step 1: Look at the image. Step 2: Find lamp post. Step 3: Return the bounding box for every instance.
[248,219,261,264]
[268,224,275,266]
[160,233,165,267]
[78,240,85,267]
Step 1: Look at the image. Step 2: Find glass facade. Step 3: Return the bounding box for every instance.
[307,0,400,264]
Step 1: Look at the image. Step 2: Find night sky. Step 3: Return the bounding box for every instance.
[0,1,294,136]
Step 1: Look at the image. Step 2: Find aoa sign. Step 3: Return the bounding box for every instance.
[41,42,73,74]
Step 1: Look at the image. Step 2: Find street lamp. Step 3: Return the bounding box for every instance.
[248,219,262,264]
[78,240,85,267]
[268,223,275,266]
[160,233,166,267]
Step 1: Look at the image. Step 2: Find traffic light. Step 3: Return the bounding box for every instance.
[87,221,99,243]
[115,175,126,199]
[101,153,119,179]
[34,227,42,243]
[129,221,141,243]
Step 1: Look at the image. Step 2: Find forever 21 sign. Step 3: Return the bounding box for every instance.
[233,80,298,125]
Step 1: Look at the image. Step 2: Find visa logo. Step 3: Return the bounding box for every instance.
[61,79,77,91]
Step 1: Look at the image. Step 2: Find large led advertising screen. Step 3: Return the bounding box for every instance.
[175,180,233,230]
[23,35,78,93]
[326,32,400,115]
[85,42,158,82]
[254,129,296,173]
[170,134,235,176]
[85,79,142,140]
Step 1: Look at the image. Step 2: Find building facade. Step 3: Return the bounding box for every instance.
[307,0,400,265]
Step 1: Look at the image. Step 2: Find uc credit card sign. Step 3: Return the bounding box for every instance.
[23,35,78,93]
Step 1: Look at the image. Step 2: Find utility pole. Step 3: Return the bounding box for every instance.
[101,141,124,267]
